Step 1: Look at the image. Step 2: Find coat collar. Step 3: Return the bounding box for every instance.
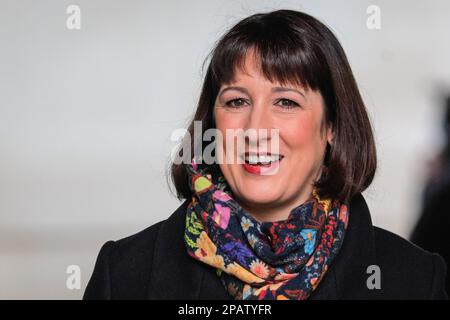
[148,192,378,299]
[310,192,379,299]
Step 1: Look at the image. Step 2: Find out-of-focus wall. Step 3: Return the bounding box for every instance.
[1,0,449,299]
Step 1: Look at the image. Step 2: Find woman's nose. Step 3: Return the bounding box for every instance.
[243,101,274,147]
[244,100,273,130]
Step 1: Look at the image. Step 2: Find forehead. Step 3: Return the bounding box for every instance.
[222,48,307,91]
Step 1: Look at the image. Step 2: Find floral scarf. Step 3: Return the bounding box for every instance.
[183,159,349,300]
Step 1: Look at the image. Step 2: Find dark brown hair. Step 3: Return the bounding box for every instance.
[168,9,377,204]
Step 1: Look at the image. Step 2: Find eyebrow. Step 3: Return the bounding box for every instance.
[218,86,306,98]
[272,86,306,98]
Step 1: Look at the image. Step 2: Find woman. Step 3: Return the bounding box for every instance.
[84,9,448,300]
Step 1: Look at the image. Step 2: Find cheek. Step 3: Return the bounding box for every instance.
[280,117,327,171]
[282,117,318,149]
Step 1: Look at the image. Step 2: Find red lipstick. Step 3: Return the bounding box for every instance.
[241,152,283,175]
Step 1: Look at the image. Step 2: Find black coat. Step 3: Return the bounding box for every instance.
[411,166,450,294]
[83,193,448,300]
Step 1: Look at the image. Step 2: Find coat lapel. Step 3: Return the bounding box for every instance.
[149,192,379,300]
[309,192,380,299]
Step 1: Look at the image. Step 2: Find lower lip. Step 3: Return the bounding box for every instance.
[242,159,282,175]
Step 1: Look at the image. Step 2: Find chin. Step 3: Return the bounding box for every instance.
[233,179,283,205]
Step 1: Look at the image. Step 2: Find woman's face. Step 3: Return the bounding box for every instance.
[213,52,333,221]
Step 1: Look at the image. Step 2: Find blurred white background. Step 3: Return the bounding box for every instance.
[1,0,450,299]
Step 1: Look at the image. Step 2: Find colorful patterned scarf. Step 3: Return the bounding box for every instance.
[183,159,349,300]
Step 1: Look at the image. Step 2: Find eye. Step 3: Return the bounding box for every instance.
[275,98,300,109]
[225,98,248,108]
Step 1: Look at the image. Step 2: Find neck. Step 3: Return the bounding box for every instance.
[238,183,315,223]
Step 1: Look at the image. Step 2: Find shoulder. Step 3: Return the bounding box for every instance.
[373,226,448,299]
[99,199,189,266]
[83,221,165,299]
[110,220,166,268]
[84,200,188,299]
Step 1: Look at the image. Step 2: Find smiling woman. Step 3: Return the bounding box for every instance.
[84,9,448,300]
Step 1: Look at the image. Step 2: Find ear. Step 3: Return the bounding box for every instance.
[326,124,334,145]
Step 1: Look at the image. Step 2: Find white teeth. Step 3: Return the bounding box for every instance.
[245,154,282,164]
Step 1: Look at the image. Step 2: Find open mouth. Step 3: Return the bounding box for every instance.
[241,152,284,174]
